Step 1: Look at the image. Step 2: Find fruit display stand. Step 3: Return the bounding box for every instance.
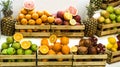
[73,54,107,67]
[101,0,120,9]
[0,54,36,67]
[96,23,120,37]
[15,22,50,37]
[37,55,72,67]
[51,25,85,37]
[106,50,120,64]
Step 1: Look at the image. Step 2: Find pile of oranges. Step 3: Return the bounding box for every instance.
[17,8,55,32]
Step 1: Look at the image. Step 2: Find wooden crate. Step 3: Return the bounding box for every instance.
[51,25,85,37]
[0,55,36,67]
[96,23,120,37]
[73,54,107,67]
[101,0,120,9]
[106,50,120,64]
[15,23,51,37]
[37,55,72,67]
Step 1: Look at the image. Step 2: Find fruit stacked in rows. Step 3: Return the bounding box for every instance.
[17,8,54,32]
[71,36,105,55]
[98,6,120,24]
[106,37,118,52]
[53,6,81,25]
[38,35,70,61]
[1,33,38,62]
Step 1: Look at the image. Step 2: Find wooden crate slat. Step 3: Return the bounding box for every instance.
[98,23,120,30]
[15,24,50,29]
[38,62,72,66]
[112,51,120,56]
[52,32,84,37]
[73,66,105,67]
[99,29,117,36]
[73,61,106,66]
[101,0,120,9]
[38,55,72,59]
[15,32,50,37]
[117,29,120,32]
[111,57,120,63]
[0,62,35,66]
[0,55,36,59]
[73,55,107,59]
[51,25,85,30]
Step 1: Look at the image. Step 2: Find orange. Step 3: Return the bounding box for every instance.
[13,33,23,42]
[20,29,26,32]
[44,10,51,16]
[48,49,56,55]
[47,16,55,23]
[32,13,39,19]
[62,45,70,54]
[21,18,28,25]
[28,19,35,25]
[19,13,25,19]
[27,29,33,32]
[48,45,53,49]
[40,15,48,22]
[39,45,49,55]
[25,14,31,20]
[41,38,49,46]
[36,18,42,25]
[28,10,34,15]
[37,11,44,17]
[57,52,63,61]
[53,42,61,52]
[21,8,27,14]
[60,36,69,45]
[21,41,31,49]
[49,34,57,43]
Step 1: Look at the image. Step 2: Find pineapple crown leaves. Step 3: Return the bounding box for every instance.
[0,0,12,12]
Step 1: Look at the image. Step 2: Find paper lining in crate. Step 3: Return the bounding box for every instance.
[15,22,50,37]
[106,50,120,64]
[73,54,107,67]
[0,55,36,67]
[101,0,120,9]
[96,23,120,37]
[51,25,85,37]
[37,55,72,67]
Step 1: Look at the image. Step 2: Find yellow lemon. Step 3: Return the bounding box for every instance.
[108,37,116,44]
[111,48,117,52]
[106,43,113,50]
[113,43,118,49]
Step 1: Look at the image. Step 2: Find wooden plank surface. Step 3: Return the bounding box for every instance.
[0,55,36,59]
[98,23,120,30]
[52,32,84,37]
[73,55,107,59]
[100,29,117,36]
[73,61,106,66]
[15,24,50,29]
[15,32,50,37]
[112,51,120,56]
[51,25,85,30]
[0,62,35,66]
[38,62,72,66]
[111,57,120,63]
[38,55,72,59]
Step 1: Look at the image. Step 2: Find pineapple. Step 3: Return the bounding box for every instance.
[83,1,98,37]
[0,0,16,36]
[90,0,102,10]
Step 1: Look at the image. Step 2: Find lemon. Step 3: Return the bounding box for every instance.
[108,37,116,44]
[106,43,113,50]
[113,43,118,49]
[111,48,117,52]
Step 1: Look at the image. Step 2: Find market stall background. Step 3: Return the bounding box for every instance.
[0,0,120,67]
